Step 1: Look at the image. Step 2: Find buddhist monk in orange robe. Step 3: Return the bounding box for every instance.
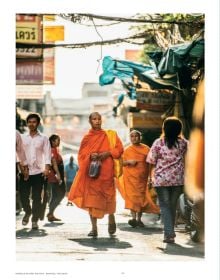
[117,130,160,228]
[68,112,123,237]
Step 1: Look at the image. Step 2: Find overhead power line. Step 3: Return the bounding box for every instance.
[16,30,155,49]
[59,13,204,26]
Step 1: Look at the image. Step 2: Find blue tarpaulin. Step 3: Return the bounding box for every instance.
[99,38,204,98]
[148,38,204,88]
[99,56,179,99]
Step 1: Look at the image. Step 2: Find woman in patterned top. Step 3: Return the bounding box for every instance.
[147,116,188,243]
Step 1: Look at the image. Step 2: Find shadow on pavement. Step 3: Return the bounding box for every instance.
[117,222,162,235]
[68,236,132,251]
[156,242,204,258]
[16,228,48,239]
[43,222,65,227]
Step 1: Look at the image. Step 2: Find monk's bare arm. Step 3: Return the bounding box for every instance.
[123,160,137,166]
[98,151,111,161]
[148,163,155,187]
[90,153,99,160]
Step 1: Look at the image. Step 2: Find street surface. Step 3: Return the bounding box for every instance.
[16,192,204,262]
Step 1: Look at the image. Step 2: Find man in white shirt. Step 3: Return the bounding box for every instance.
[19,113,51,230]
[16,130,28,168]
[16,130,29,214]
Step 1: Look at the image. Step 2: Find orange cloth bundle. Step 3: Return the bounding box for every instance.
[105,129,123,178]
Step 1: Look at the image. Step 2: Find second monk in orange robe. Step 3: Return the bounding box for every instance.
[68,112,123,237]
[117,130,160,228]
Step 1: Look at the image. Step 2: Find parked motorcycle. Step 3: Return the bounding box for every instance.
[176,193,204,243]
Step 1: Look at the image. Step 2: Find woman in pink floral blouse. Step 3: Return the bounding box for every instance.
[147,116,188,243]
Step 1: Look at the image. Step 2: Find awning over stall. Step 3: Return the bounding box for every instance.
[99,56,179,99]
[147,38,204,88]
[99,38,204,97]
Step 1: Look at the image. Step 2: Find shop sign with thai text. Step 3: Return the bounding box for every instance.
[16,85,43,99]
[16,47,42,58]
[16,61,43,85]
[136,90,174,112]
[128,112,163,129]
[16,14,42,58]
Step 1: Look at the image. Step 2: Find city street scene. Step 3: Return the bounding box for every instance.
[15,13,206,266]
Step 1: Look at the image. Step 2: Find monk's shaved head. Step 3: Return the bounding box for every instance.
[89,112,101,121]
[89,112,102,130]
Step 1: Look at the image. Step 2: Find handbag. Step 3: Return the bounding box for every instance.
[88,160,101,178]
[105,130,123,178]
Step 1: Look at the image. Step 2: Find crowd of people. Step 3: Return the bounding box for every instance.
[16,111,197,244]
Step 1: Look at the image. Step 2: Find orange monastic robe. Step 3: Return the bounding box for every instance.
[118,144,160,214]
[68,129,123,218]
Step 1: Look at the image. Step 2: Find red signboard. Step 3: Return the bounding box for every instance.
[125,49,142,62]
[16,61,43,85]
[43,48,55,84]
[16,15,36,22]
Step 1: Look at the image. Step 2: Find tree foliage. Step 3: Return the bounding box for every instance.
[129,13,204,63]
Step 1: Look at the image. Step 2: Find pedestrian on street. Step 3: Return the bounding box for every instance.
[117,130,160,228]
[68,112,124,237]
[16,130,29,215]
[47,134,66,222]
[64,155,79,206]
[19,113,51,230]
[147,116,188,243]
